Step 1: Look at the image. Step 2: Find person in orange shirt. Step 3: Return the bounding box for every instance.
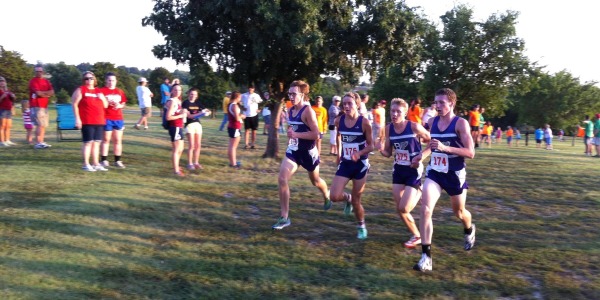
[312,96,328,155]
[407,98,423,124]
[371,100,386,150]
[506,126,514,147]
[481,121,492,147]
[468,104,481,148]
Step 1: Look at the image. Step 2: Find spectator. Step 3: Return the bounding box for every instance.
[241,85,262,149]
[262,92,272,135]
[311,95,328,154]
[72,71,108,172]
[583,115,594,156]
[159,77,171,116]
[0,76,16,146]
[534,127,544,148]
[134,77,154,130]
[29,66,55,149]
[327,95,341,156]
[544,124,553,150]
[219,91,231,131]
[100,72,128,168]
[593,114,600,157]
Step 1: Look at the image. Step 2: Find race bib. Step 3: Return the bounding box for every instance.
[430,152,449,173]
[394,149,411,166]
[342,143,359,160]
[287,138,299,151]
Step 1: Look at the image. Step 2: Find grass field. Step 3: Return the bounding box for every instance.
[0,106,598,299]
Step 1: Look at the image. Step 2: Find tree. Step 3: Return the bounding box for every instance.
[513,70,600,131]
[0,46,31,100]
[143,0,428,158]
[45,62,81,95]
[91,62,117,88]
[420,5,531,116]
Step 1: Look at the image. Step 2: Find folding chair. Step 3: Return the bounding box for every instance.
[55,104,79,141]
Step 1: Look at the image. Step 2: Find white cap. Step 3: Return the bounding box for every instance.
[138,77,148,83]
[332,95,341,101]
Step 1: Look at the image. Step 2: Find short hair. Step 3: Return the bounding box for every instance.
[187,87,199,95]
[105,72,116,79]
[435,88,457,106]
[290,80,310,95]
[391,98,408,110]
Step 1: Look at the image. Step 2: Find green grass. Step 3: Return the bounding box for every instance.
[1,106,598,299]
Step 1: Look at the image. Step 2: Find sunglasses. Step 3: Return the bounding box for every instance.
[84,77,95,81]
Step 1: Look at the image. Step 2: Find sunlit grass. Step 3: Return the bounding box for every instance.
[0,106,598,299]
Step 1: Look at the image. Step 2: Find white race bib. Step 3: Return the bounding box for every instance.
[342,143,360,160]
[287,138,299,151]
[394,149,411,166]
[430,152,449,173]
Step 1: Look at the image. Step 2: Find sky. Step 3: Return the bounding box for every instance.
[3,0,599,83]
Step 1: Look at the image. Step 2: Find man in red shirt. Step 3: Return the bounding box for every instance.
[29,66,55,149]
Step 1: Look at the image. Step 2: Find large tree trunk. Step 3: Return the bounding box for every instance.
[262,99,283,158]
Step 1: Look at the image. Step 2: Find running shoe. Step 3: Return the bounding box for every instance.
[101,160,110,168]
[357,227,368,240]
[94,165,109,171]
[82,165,97,172]
[413,253,432,272]
[187,164,196,170]
[324,198,332,211]
[404,236,422,248]
[194,163,204,170]
[5,141,16,146]
[174,170,185,177]
[114,161,126,168]
[272,217,291,230]
[343,194,353,216]
[133,124,140,130]
[464,223,476,251]
[0,142,8,147]
[34,143,50,149]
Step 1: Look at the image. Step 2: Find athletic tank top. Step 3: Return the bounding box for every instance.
[389,121,422,166]
[78,86,105,125]
[429,116,465,171]
[167,101,184,128]
[288,105,315,151]
[338,114,368,161]
[227,103,241,129]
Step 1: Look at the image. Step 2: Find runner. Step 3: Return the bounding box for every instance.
[414,88,476,272]
[378,98,430,247]
[329,92,374,239]
[272,80,330,230]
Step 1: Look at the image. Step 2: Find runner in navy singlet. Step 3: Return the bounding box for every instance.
[329,92,374,240]
[271,80,331,230]
[378,98,430,248]
[414,88,476,272]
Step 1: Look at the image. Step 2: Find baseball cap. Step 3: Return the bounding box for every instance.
[596,113,600,119]
[138,77,148,83]
[333,95,341,102]
[226,91,232,95]
[0,76,5,82]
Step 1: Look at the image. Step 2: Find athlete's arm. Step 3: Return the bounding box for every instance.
[379,124,392,158]
[71,88,83,129]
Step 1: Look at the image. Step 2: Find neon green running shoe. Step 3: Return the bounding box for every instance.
[344,194,353,216]
[357,227,368,240]
[272,217,291,230]
[324,198,332,211]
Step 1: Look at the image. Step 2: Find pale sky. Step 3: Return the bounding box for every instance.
[3,0,599,83]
